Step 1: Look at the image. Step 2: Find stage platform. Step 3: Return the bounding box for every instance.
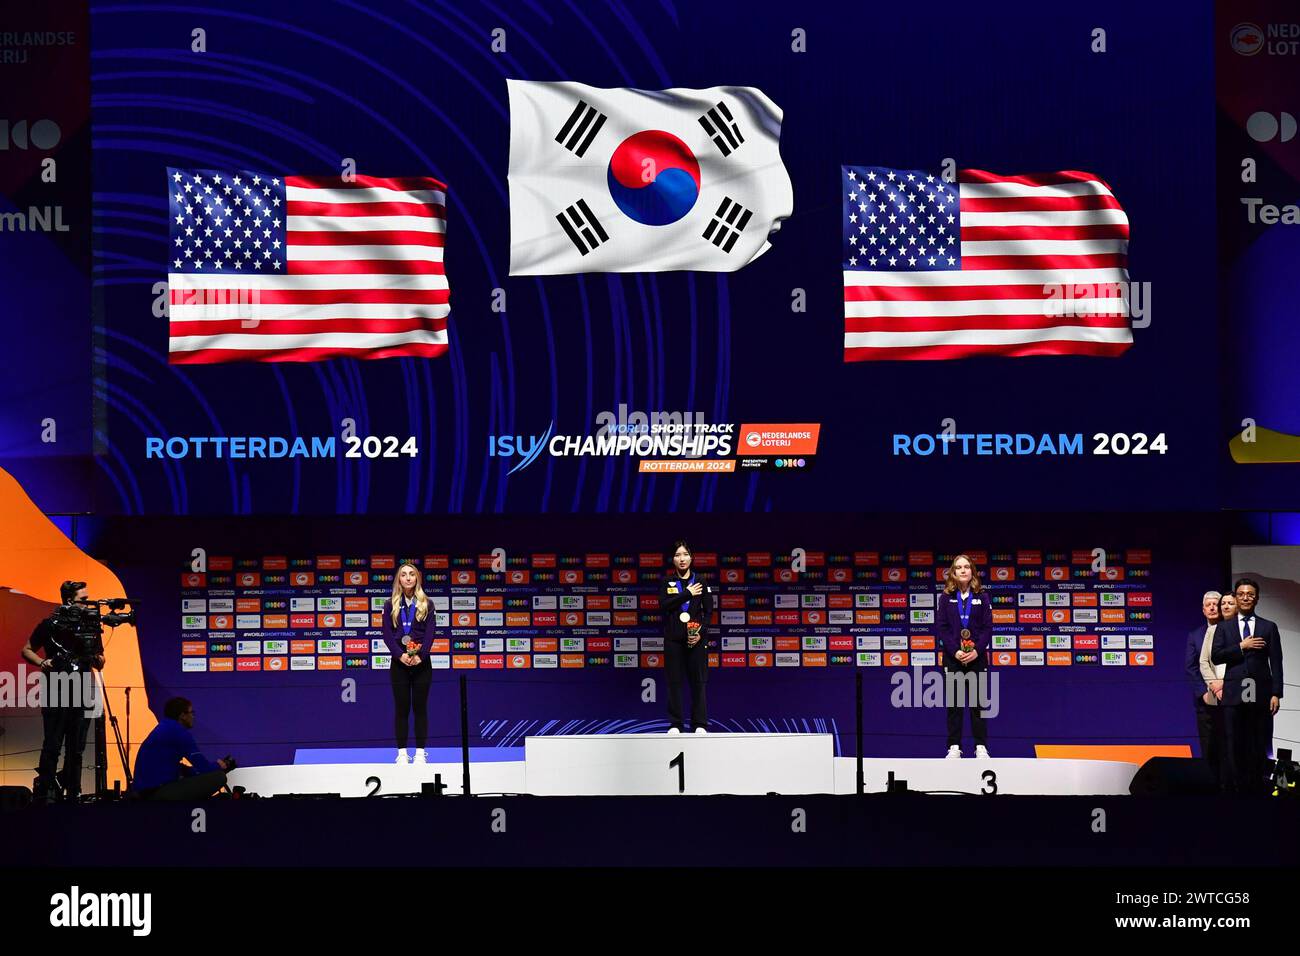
[5,792,1299,870]
[228,733,1139,797]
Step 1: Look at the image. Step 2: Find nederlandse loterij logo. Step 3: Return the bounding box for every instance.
[1231,22,1265,55]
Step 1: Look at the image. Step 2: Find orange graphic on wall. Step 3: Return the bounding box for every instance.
[0,467,154,790]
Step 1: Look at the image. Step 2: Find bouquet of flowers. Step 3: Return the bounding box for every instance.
[405,639,420,661]
[686,621,703,644]
[960,635,975,654]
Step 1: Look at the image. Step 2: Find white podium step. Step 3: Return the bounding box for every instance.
[227,760,525,798]
[832,756,1138,795]
[524,732,834,795]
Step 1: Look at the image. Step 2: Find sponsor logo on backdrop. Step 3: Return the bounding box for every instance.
[1232,22,1300,56]
[489,408,825,476]
[1245,111,1297,144]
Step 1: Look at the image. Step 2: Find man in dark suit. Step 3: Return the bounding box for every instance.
[1211,577,1284,793]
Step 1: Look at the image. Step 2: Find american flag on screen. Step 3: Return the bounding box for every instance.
[842,167,1132,361]
[166,168,450,363]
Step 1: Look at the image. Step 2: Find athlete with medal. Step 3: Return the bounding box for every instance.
[661,540,714,735]
[383,562,434,764]
[938,554,993,759]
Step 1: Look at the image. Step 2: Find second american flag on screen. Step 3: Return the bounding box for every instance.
[166,168,450,363]
[842,166,1132,361]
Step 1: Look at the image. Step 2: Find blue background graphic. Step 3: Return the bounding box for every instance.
[79,0,1217,515]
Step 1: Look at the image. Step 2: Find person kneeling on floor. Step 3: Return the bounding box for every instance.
[131,697,232,800]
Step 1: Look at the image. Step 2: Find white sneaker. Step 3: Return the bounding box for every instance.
[667,727,681,735]
[395,749,410,764]
[694,727,708,735]
[975,745,990,759]
[413,748,427,764]
[946,745,962,759]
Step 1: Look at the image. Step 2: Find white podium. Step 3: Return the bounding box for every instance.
[524,732,835,795]
[227,760,526,798]
[832,756,1138,795]
[227,744,1137,798]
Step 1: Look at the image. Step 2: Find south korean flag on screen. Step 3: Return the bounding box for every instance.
[507,80,793,275]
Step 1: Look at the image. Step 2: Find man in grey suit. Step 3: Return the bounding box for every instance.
[1185,590,1223,784]
[1211,578,1285,794]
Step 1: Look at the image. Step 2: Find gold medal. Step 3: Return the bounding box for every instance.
[677,575,695,625]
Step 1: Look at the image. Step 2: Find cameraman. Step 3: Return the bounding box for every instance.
[131,697,230,800]
[21,580,104,804]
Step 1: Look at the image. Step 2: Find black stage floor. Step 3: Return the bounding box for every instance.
[5,793,1297,868]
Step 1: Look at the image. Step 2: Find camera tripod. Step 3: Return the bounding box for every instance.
[92,670,133,798]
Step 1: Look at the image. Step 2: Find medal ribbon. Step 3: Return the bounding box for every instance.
[957,591,972,631]
[676,573,696,617]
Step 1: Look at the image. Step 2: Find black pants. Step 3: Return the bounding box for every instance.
[390,658,433,748]
[35,703,88,799]
[1193,694,1226,788]
[665,639,708,730]
[140,771,228,801]
[1223,701,1272,793]
[944,663,988,748]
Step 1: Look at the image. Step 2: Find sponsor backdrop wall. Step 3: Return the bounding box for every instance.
[85,512,1227,767]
